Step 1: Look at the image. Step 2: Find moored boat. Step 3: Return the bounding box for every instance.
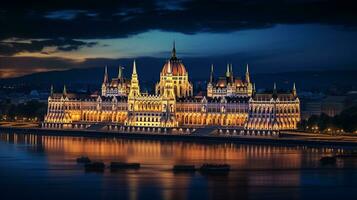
[173,165,196,172]
[335,153,357,158]
[320,156,337,165]
[110,162,140,171]
[199,164,230,173]
[76,156,91,163]
[85,162,105,172]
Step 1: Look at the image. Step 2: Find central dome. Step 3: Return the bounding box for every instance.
[161,59,187,76]
[161,42,187,76]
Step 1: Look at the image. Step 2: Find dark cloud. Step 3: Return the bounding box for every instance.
[0,0,356,41]
[0,38,97,55]
[2,48,356,79]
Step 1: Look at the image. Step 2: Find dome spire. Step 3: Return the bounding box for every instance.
[171,41,176,58]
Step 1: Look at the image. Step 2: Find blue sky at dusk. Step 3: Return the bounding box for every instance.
[0,0,356,78]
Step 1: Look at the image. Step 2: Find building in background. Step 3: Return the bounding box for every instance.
[321,96,346,117]
[301,95,347,119]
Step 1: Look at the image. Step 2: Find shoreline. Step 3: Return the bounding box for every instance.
[1,126,357,149]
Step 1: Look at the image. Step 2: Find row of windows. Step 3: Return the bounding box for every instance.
[135,123,160,126]
[136,117,161,122]
[134,113,162,117]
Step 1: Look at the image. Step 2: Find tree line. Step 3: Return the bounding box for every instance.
[0,100,47,121]
[298,105,357,134]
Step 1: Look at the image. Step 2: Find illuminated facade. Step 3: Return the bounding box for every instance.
[207,64,253,98]
[101,65,130,97]
[155,43,193,98]
[44,44,300,131]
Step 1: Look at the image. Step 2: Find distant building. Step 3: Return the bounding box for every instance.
[321,96,346,117]
[301,100,322,120]
[301,95,347,119]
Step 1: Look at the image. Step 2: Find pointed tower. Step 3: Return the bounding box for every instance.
[50,85,54,97]
[273,82,278,99]
[171,41,176,59]
[103,66,108,84]
[101,66,109,96]
[129,60,140,97]
[63,85,67,97]
[162,59,177,126]
[292,82,297,97]
[209,64,214,83]
[163,61,175,98]
[230,64,234,83]
[245,64,250,83]
[118,65,122,80]
[207,64,214,97]
[230,64,233,76]
[226,63,230,78]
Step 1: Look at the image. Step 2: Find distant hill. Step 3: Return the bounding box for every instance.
[253,70,357,94]
[1,57,356,94]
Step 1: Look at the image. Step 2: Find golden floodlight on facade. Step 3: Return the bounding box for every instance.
[43,43,300,131]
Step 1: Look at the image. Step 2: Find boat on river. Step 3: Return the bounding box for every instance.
[199,164,230,173]
[110,162,140,171]
[85,162,105,172]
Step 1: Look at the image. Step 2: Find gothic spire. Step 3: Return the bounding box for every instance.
[209,64,214,83]
[273,82,277,98]
[226,63,230,77]
[230,64,233,75]
[129,60,140,97]
[50,85,54,96]
[229,64,234,82]
[245,64,250,83]
[118,65,122,79]
[292,82,297,96]
[251,83,256,97]
[133,60,137,74]
[63,85,67,96]
[103,66,108,84]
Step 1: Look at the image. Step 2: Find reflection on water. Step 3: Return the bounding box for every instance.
[0,132,356,200]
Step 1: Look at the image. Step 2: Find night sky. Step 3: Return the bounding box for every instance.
[1,0,357,78]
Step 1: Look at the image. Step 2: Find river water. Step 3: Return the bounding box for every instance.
[0,132,357,200]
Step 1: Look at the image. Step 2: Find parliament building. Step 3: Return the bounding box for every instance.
[44,44,300,132]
